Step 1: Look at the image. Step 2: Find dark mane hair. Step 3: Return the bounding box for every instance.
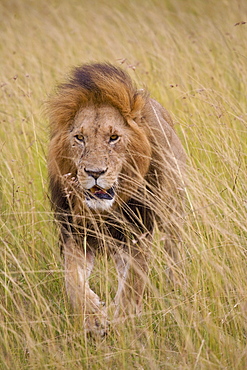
[47,63,149,137]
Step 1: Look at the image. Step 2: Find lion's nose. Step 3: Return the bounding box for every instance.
[84,168,107,179]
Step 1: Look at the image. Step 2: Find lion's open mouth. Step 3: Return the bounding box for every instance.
[85,185,115,200]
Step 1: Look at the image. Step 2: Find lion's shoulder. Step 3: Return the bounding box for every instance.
[144,98,174,128]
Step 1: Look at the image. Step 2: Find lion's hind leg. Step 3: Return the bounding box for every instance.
[64,239,108,336]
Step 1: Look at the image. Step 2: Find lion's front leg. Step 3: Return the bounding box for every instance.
[112,252,130,317]
[64,239,108,336]
[113,247,149,317]
[130,248,150,315]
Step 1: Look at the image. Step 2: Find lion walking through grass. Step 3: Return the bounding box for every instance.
[47,63,186,335]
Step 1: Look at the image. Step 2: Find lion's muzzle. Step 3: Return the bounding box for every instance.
[84,167,108,180]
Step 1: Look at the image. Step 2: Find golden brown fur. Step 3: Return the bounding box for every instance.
[47,63,186,335]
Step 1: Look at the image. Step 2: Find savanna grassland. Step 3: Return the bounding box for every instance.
[1,0,247,368]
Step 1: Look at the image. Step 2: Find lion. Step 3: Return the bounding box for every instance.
[47,63,186,336]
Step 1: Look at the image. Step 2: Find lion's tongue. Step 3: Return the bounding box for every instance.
[90,185,107,195]
[88,185,114,200]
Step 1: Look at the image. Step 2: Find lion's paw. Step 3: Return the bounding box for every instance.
[84,313,109,337]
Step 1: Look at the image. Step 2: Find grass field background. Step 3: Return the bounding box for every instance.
[1,0,247,368]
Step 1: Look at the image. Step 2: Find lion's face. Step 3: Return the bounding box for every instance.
[69,105,136,211]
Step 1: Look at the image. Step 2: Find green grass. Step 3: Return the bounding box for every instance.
[1,0,247,368]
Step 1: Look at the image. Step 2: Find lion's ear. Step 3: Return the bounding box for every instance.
[130,90,148,122]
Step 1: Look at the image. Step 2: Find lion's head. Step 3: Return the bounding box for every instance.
[47,63,156,213]
[66,104,152,211]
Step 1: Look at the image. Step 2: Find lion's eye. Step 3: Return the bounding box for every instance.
[75,134,84,142]
[109,134,119,143]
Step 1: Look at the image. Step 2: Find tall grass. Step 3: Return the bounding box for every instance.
[1,0,247,368]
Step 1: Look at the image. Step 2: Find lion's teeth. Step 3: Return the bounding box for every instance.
[90,186,97,194]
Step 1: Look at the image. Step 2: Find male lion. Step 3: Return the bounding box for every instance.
[47,63,186,335]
